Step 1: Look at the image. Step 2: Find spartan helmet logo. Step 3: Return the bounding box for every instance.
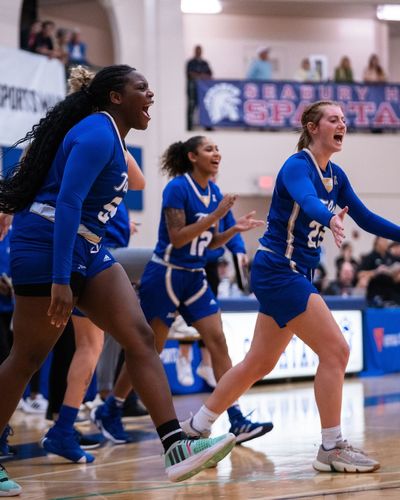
[204,83,241,124]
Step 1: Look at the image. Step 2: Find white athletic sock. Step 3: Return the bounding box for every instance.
[191,405,219,433]
[321,425,342,450]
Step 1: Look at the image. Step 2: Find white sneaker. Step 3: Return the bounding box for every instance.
[313,440,380,473]
[176,356,194,386]
[196,363,217,387]
[21,394,48,414]
[169,316,200,340]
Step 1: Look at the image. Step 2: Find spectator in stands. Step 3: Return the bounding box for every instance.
[294,58,320,82]
[334,56,354,83]
[359,237,393,272]
[357,237,394,291]
[366,263,400,307]
[31,20,56,58]
[313,262,327,293]
[54,28,71,67]
[334,241,359,277]
[363,54,387,83]
[388,241,400,263]
[67,29,89,66]
[246,46,272,81]
[186,45,213,130]
[323,261,358,296]
[21,20,42,52]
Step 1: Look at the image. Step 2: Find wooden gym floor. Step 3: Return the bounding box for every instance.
[4,373,400,499]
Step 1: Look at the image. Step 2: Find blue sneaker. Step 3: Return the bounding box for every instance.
[41,427,95,463]
[0,464,21,496]
[90,404,130,444]
[229,413,273,444]
[0,425,17,460]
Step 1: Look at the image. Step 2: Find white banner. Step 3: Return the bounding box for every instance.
[221,310,363,379]
[0,47,65,147]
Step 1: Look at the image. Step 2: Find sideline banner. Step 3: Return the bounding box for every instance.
[198,79,400,130]
[0,47,65,147]
[363,308,400,375]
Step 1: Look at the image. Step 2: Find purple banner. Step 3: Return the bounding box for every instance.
[197,80,400,130]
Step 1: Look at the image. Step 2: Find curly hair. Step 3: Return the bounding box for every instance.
[296,100,340,151]
[161,136,205,178]
[0,64,135,213]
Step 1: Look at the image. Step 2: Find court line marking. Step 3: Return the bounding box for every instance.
[41,477,400,500]
[14,454,164,481]
[272,479,400,499]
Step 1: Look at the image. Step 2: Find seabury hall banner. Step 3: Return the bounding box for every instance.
[0,46,65,147]
[197,79,400,130]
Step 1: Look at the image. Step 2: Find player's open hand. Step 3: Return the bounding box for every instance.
[329,206,348,248]
[235,211,264,233]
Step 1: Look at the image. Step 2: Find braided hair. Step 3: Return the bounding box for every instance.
[296,100,339,151]
[0,64,135,213]
[161,136,205,178]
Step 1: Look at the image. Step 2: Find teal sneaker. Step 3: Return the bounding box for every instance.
[0,464,22,496]
[165,433,235,482]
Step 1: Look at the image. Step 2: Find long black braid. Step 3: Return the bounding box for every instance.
[161,136,205,178]
[0,64,135,213]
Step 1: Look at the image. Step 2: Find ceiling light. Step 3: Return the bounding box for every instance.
[181,0,222,14]
[377,4,400,21]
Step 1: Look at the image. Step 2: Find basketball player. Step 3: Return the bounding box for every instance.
[0,66,235,494]
[182,101,400,473]
[92,136,274,445]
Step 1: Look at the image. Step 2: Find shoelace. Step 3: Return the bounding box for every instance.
[231,409,256,426]
[338,440,368,456]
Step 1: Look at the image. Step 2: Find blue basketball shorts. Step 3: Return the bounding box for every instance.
[10,216,115,296]
[250,249,318,328]
[139,260,219,327]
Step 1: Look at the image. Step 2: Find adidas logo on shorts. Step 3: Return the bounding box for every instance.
[103,255,112,262]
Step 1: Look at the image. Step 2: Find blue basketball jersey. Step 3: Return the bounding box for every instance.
[260,149,337,268]
[260,148,400,269]
[11,112,129,284]
[153,174,223,269]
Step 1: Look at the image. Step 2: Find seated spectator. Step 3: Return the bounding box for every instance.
[21,20,42,52]
[31,20,56,58]
[323,261,358,296]
[334,56,354,83]
[313,262,327,293]
[246,46,272,81]
[363,54,387,83]
[293,58,320,82]
[388,241,400,263]
[334,241,359,277]
[67,29,89,66]
[366,263,400,307]
[357,236,394,290]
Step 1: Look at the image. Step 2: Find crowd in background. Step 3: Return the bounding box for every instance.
[20,19,92,75]
[186,44,389,130]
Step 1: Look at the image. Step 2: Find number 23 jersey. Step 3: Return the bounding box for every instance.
[260,149,341,269]
[154,173,223,269]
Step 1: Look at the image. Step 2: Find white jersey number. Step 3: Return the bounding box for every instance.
[97,196,123,224]
[190,230,213,257]
[307,221,326,248]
